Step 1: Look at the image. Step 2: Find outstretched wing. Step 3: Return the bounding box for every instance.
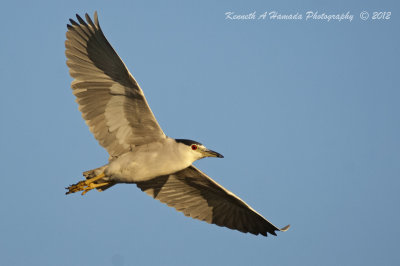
[136,165,290,237]
[65,12,165,157]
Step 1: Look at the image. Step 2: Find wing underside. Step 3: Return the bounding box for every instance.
[136,165,290,236]
[65,12,165,157]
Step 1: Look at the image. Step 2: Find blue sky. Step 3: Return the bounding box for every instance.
[0,0,399,265]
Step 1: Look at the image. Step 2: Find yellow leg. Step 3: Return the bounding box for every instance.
[85,173,105,184]
[81,182,109,195]
[66,173,109,195]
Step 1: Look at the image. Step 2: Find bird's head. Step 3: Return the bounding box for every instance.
[175,139,224,161]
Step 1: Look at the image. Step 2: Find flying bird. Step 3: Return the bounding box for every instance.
[65,12,290,237]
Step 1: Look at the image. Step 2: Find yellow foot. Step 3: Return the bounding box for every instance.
[65,173,109,195]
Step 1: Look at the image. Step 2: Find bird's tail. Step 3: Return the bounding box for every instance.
[83,166,116,191]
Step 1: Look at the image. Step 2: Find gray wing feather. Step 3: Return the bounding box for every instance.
[65,12,165,157]
[136,166,290,237]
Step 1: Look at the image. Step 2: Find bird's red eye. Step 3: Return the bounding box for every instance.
[191,144,197,150]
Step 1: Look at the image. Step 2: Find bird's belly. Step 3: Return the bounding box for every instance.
[106,151,190,183]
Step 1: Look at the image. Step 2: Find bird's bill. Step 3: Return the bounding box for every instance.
[204,149,224,158]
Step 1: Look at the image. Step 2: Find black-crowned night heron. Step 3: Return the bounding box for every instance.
[65,12,290,237]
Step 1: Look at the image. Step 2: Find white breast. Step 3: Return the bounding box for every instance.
[105,138,197,182]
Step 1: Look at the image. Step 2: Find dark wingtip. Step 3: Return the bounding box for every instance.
[262,224,290,237]
[69,18,78,26]
[85,13,95,28]
[94,11,100,27]
[280,224,291,232]
[76,14,86,25]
